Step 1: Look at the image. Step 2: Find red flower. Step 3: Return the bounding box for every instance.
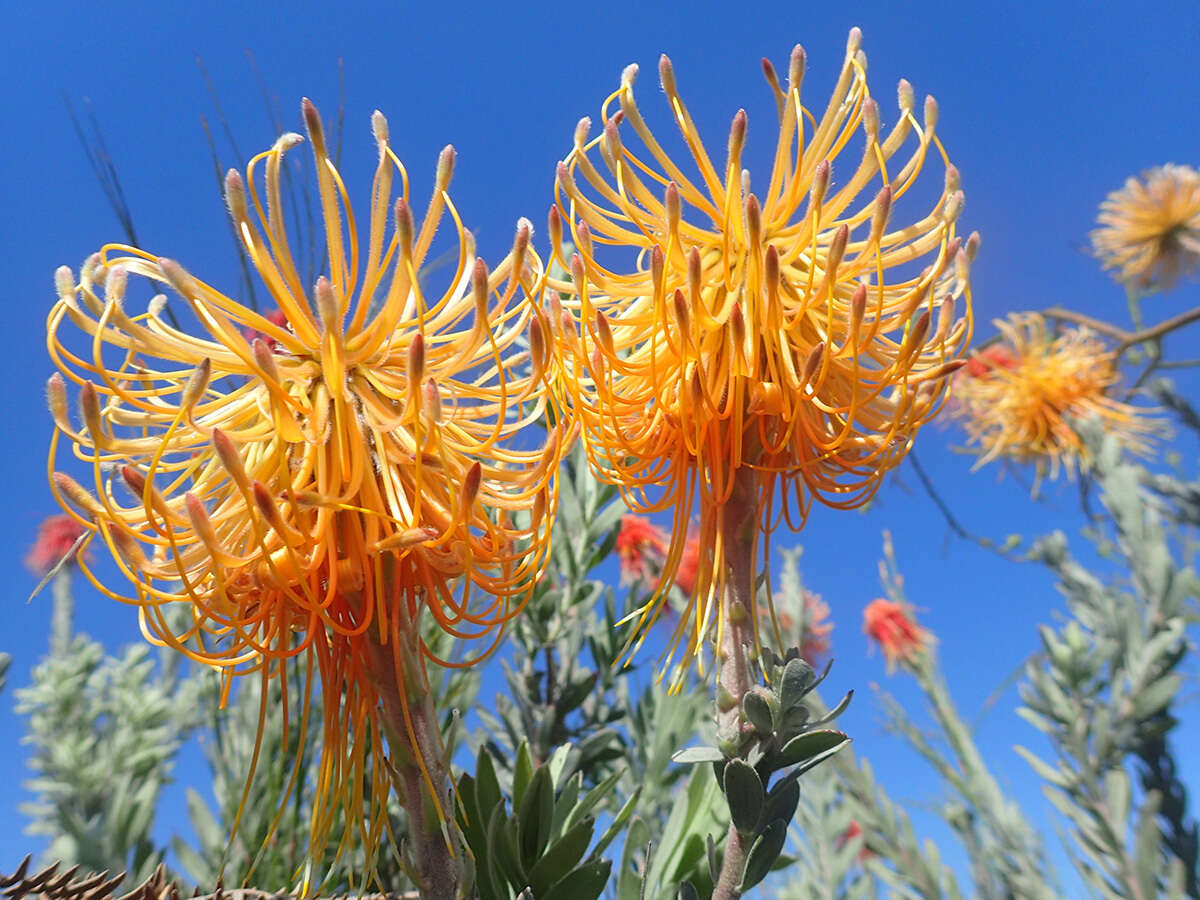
[963,345,1018,378]
[674,531,702,596]
[241,307,289,350]
[26,514,87,576]
[616,515,669,585]
[836,819,873,862]
[863,598,931,672]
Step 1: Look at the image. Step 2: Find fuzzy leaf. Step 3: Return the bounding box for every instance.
[724,759,765,836]
[740,819,787,892]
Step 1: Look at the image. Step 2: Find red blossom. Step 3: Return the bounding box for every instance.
[674,531,701,596]
[836,819,873,862]
[616,515,669,585]
[26,514,88,576]
[241,308,289,350]
[963,345,1018,378]
[863,598,931,672]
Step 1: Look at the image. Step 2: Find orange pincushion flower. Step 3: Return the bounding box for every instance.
[1092,164,1200,291]
[952,313,1160,480]
[26,514,88,576]
[863,597,930,672]
[549,29,973,677]
[46,100,562,873]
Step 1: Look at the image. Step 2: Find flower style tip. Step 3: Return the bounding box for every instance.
[549,29,973,679]
[1092,164,1200,292]
[45,100,563,875]
[952,313,1162,482]
[863,597,931,673]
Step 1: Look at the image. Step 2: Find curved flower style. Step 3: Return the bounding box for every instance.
[1092,164,1200,291]
[46,100,562,875]
[549,29,973,677]
[953,313,1159,480]
[863,597,930,673]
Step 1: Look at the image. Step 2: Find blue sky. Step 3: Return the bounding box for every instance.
[3,0,1199,891]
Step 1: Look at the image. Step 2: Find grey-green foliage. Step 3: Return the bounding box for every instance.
[1018,426,1198,899]
[477,442,631,788]
[0,652,11,694]
[458,742,633,900]
[16,570,200,885]
[871,536,1056,900]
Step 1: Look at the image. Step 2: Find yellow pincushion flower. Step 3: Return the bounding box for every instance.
[1092,164,1200,291]
[548,30,974,678]
[46,99,562,875]
[953,312,1159,480]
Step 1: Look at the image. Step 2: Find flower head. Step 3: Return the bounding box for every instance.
[952,313,1160,480]
[46,100,562,872]
[549,30,973,676]
[616,514,669,584]
[26,514,88,576]
[1092,164,1200,291]
[863,597,930,672]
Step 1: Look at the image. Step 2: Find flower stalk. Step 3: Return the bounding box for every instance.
[363,616,463,900]
[713,464,759,900]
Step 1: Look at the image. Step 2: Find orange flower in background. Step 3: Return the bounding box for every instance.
[46,100,562,874]
[952,313,1160,481]
[549,29,974,678]
[26,514,88,576]
[863,597,930,672]
[1092,164,1200,291]
[616,514,669,584]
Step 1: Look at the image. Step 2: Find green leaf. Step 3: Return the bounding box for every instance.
[742,691,775,734]
[529,816,597,896]
[488,799,526,888]
[477,748,503,822]
[616,817,652,900]
[776,729,848,768]
[779,658,815,710]
[592,786,641,858]
[543,859,613,900]
[1132,673,1182,720]
[519,765,556,863]
[761,778,800,829]
[558,671,600,716]
[672,746,725,765]
[513,741,535,809]
[740,819,788,892]
[564,768,623,833]
[723,759,765,836]
[808,689,853,728]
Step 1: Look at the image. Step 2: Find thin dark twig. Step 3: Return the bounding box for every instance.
[64,96,139,246]
[908,450,977,542]
[199,115,260,311]
[196,56,245,168]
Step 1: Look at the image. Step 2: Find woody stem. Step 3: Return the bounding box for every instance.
[366,624,461,900]
[713,464,760,900]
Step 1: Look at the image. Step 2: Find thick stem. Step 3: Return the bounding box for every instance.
[365,626,462,900]
[713,465,760,900]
